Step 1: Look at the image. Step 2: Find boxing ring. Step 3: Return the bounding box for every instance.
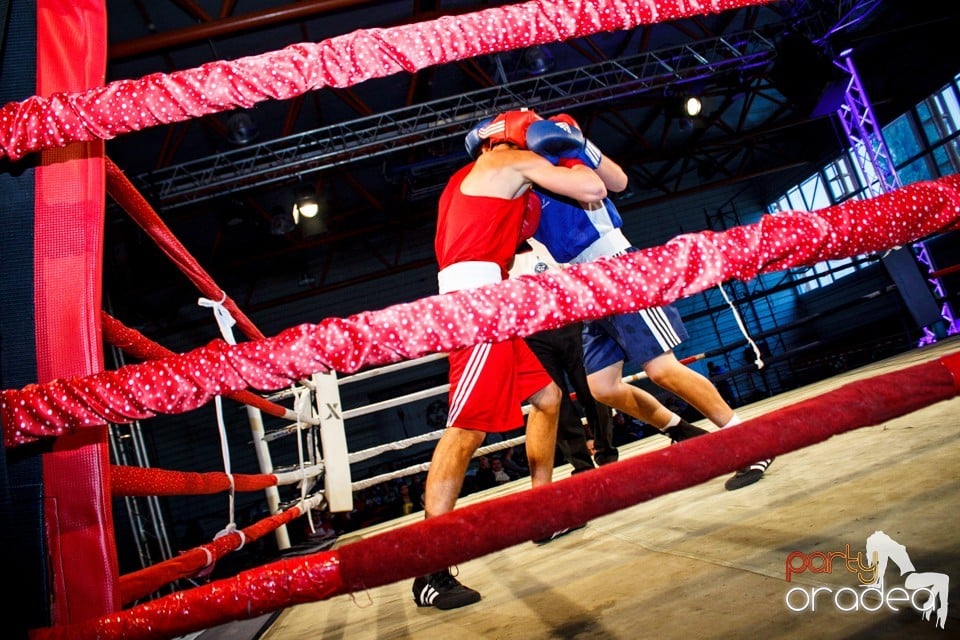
[1,1,958,639]
[260,337,960,640]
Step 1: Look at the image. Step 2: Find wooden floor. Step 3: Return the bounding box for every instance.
[259,337,960,640]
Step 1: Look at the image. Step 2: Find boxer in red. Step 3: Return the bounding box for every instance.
[412,109,609,609]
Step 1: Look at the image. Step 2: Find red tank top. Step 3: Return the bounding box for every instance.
[435,162,528,276]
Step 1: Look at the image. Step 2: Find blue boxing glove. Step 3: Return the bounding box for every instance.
[525,118,602,169]
[464,117,493,158]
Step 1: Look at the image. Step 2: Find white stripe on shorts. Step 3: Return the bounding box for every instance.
[639,307,681,351]
[447,342,490,426]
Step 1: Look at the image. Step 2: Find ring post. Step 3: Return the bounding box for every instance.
[314,372,354,512]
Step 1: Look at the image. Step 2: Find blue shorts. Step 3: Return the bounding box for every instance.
[581,305,688,374]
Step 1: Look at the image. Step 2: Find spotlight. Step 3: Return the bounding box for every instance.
[294,198,319,219]
[270,206,295,235]
[226,111,259,145]
[668,93,704,132]
[682,95,702,118]
[292,184,319,223]
[771,32,847,115]
[291,182,329,235]
[521,45,555,76]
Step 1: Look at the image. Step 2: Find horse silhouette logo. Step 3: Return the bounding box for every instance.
[864,530,949,629]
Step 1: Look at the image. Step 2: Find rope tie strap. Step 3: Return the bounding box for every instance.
[214,523,246,552]
[718,282,764,370]
[198,293,237,345]
[294,386,311,513]
[193,546,217,579]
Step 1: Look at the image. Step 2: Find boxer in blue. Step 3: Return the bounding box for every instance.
[499,113,773,491]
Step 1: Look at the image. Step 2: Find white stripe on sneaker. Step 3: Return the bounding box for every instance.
[418,584,438,606]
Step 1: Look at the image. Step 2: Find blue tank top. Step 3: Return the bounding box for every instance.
[532,190,623,263]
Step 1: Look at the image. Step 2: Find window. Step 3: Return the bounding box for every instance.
[772,71,960,295]
[823,156,858,201]
[768,165,862,293]
[884,112,924,168]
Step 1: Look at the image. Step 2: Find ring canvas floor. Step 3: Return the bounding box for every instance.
[230,336,959,640]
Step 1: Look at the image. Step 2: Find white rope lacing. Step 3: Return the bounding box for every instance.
[194,546,216,578]
[717,281,764,370]
[197,292,236,345]
[198,292,243,543]
[214,520,246,552]
[293,385,315,534]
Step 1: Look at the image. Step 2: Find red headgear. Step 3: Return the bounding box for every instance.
[477,109,541,150]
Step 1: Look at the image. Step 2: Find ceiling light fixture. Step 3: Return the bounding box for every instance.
[292,184,320,223]
[521,45,555,76]
[226,110,259,146]
[270,206,295,235]
[683,95,703,118]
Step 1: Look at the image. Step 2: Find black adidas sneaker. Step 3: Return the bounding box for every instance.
[663,420,709,443]
[725,458,774,491]
[412,568,481,610]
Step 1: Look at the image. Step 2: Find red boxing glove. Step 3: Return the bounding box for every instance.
[549,113,580,130]
[519,193,542,243]
[558,157,586,168]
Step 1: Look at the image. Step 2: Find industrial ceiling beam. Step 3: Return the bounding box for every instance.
[142,26,782,209]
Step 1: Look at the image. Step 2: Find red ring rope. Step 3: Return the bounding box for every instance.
[31,348,959,640]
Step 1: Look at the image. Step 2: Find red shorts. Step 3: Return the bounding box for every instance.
[446,338,552,433]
